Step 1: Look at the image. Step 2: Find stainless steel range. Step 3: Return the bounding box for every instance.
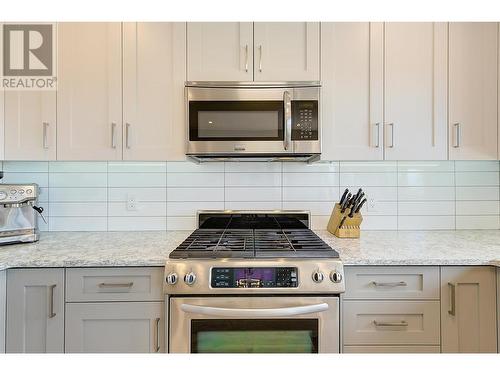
[164,211,344,354]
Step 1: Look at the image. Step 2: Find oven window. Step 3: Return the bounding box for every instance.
[189,101,284,141]
[190,319,318,353]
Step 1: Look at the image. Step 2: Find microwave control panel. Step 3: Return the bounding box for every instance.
[211,267,298,288]
[291,101,318,141]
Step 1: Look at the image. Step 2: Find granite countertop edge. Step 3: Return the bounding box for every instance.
[0,230,499,271]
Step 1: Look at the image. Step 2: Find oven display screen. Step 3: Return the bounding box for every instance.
[211,267,298,288]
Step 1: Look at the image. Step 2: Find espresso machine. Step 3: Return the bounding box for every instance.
[0,183,43,245]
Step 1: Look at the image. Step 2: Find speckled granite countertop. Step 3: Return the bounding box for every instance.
[0,230,499,271]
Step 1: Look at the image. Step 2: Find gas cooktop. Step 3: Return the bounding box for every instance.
[169,211,339,259]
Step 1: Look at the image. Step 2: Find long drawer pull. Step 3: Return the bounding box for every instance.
[98,282,134,288]
[371,281,407,287]
[373,320,408,327]
[154,317,161,353]
[448,282,456,316]
[48,284,56,318]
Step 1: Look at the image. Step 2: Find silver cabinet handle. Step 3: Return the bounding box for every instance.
[42,122,49,149]
[373,320,408,327]
[48,284,56,318]
[244,44,249,72]
[98,282,134,288]
[181,303,329,318]
[111,122,117,149]
[453,123,461,148]
[154,318,161,353]
[374,122,380,148]
[448,282,456,316]
[386,123,395,148]
[258,45,263,72]
[371,281,407,287]
[125,123,131,149]
[283,90,292,151]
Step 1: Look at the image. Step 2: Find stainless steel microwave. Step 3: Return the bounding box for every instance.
[186,82,321,162]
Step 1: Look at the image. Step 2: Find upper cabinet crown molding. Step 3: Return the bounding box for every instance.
[449,22,499,160]
[187,22,320,82]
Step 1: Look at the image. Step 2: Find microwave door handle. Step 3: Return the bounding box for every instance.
[283,90,292,151]
[180,303,329,318]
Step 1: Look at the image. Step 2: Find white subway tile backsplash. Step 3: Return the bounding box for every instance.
[340,172,397,187]
[108,217,167,231]
[167,172,224,187]
[167,187,224,202]
[167,201,224,216]
[50,188,107,202]
[283,187,339,202]
[108,202,167,217]
[1,160,498,232]
[455,172,500,186]
[108,187,167,202]
[225,173,281,187]
[108,173,166,188]
[49,161,107,173]
[108,161,166,173]
[398,186,455,201]
[283,173,338,187]
[456,186,500,201]
[456,201,500,216]
[225,162,282,173]
[225,187,282,201]
[398,172,454,187]
[49,173,107,188]
[398,216,455,230]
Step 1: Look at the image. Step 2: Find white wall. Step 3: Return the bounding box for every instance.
[1,160,499,231]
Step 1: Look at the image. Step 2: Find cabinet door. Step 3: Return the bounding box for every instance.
[6,268,64,353]
[65,302,164,353]
[4,92,56,160]
[254,22,320,81]
[57,22,122,160]
[449,23,498,160]
[0,271,5,353]
[384,23,447,160]
[187,22,253,81]
[123,23,186,160]
[320,22,383,160]
[441,266,497,353]
[0,85,4,160]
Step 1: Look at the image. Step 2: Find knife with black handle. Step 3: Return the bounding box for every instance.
[354,198,367,214]
[341,193,352,213]
[339,188,349,206]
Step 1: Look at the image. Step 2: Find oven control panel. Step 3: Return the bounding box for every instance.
[211,267,298,288]
[291,101,318,141]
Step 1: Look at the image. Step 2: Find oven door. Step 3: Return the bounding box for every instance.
[169,296,339,353]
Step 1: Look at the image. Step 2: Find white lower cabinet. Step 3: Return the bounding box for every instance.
[65,302,164,353]
[498,268,500,353]
[6,269,64,353]
[440,266,497,353]
[0,271,6,353]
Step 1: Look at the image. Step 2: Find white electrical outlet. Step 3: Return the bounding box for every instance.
[367,198,377,213]
[127,194,138,211]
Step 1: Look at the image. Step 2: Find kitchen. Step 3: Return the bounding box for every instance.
[1,0,500,372]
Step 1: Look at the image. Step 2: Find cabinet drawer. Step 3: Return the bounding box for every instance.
[343,300,440,345]
[343,345,440,353]
[343,266,439,300]
[66,268,163,302]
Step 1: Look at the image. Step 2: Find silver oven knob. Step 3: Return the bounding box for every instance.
[184,272,197,286]
[330,271,343,283]
[166,272,178,285]
[0,191,7,200]
[312,270,324,283]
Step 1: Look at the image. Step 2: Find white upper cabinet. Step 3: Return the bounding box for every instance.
[449,23,498,160]
[384,23,448,160]
[187,22,253,81]
[123,23,186,160]
[321,22,384,160]
[254,22,320,82]
[4,92,56,160]
[57,23,122,160]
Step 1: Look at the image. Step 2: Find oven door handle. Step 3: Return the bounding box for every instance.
[180,303,329,317]
[283,90,292,151]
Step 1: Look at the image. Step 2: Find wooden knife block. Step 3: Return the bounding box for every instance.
[327,203,363,238]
